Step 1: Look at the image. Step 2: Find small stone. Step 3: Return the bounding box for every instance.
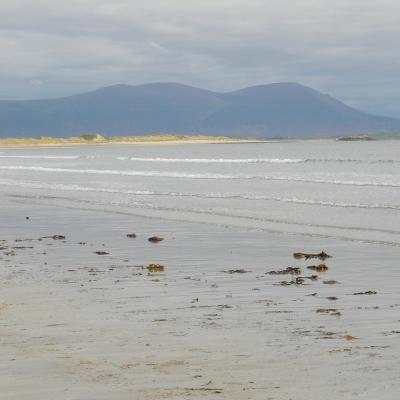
[148,236,164,243]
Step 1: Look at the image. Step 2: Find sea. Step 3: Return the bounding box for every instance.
[1,139,400,247]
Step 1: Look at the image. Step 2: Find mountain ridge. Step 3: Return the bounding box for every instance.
[0,82,399,138]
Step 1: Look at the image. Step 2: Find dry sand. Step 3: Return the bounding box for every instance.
[0,197,399,399]
[0,134,268,148]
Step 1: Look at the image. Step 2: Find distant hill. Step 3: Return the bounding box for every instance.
[1,82,399,138]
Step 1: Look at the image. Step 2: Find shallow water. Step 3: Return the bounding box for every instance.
[1,139,400,246]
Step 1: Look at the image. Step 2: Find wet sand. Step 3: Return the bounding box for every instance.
[1,197,400,399]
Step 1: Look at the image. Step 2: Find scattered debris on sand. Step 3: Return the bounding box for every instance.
[307,264,329,272]
[353,290,377,295]
[316,309,342,317]
[223,269,249,274]
[344,335,359,341]
[15,238,41,242]
[42,235,66,240]
[183,387,223,394]
[293,251,332,260]
[148,236,165,243]
[267,267,301,275]
[317,331,339,339]
[301,275,319,281]
[147,264,165,272]
[278,277,306,286]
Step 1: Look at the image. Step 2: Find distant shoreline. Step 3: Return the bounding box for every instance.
[0,134,274,148]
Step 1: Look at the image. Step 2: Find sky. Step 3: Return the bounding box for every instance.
[1,0,400,117]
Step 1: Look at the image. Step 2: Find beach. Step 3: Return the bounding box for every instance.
[0,134,267,148]
[1,140,400,399]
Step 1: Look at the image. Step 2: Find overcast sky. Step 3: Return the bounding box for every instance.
[1,0,400,116]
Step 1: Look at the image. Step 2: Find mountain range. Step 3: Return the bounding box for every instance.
[1,82,399,138]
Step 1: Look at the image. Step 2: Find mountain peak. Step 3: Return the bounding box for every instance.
[0,82,399,138]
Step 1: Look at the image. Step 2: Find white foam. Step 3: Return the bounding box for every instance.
[310,158,400,164]
[1,165,400,187]
[115,157,400,164]
[0,178,399,211]
[117,157,306,163]
[0,155,80,159]
[0,165,238,179]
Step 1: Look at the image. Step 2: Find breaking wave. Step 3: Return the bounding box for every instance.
[1,165,400,187]
[2,155,399,164]
[116,157,306,163]
[116,156,400,164]
[0,179,399,211]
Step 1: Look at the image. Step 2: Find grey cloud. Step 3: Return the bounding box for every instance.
[1,0,400,116]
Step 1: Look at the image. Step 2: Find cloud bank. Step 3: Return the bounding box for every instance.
[1,0,400,116]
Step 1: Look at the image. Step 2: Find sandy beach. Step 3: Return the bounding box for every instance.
[0,134,268,148]
[1,140,400,399]
[1,196,399,399]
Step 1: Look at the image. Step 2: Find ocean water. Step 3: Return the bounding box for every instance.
[1,139,400,246]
